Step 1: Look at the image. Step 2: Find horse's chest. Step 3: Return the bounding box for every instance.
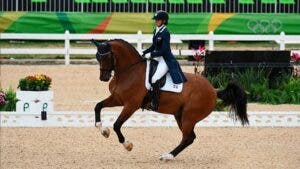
[108,78,117,93]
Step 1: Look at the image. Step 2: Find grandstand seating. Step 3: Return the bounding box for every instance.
[112,0,128,3]
[279,0,294,4]
[131,0,147,3]
[92,0,109,3]
[31,0,47,2]
[75,0,91,3]
[0,0,298,13]
[169,0,184,4]
[149,0,165,3]
[187,0,203,4]
[261,0,276,3]
[239,0,254,4]
[209,0,225,4]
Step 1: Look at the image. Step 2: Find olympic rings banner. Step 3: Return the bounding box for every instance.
[0,12,299,34]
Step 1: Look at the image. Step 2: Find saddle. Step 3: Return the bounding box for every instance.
[141,59,183,110]
[144,60,183,93]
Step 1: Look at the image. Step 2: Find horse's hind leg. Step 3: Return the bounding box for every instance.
[95,95,121,138]
[113,105,139,151]
[160,118,197,161]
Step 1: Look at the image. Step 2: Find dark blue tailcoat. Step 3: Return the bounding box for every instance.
[143,26,187,84]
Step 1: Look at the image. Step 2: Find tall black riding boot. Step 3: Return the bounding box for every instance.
[150,81,161,111]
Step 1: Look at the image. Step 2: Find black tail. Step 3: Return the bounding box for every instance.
[217,82,249,126]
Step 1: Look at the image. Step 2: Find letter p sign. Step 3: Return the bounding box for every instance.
[23,103,29,112]
[43,103,48,111]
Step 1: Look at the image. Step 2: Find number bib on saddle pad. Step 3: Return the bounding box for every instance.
[145,60,183,93]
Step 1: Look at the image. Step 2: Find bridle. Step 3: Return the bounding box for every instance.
[95,40,145,95]
[96,45,145,76]
[97,51,115,72]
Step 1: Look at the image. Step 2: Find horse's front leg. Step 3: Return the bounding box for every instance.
[113,105,139,151]
[95,95,121,138]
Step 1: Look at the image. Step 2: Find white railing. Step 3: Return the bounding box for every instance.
[1,111,300,127]
[1,30,300,65]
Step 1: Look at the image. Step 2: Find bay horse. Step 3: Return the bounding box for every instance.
[91,39,248,161]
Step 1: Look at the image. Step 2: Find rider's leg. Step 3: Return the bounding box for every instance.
[151,57,168,84]
[150,57,168,111]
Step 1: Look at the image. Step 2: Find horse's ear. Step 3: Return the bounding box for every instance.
[91,39,101,47]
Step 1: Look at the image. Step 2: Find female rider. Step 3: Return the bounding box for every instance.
[142,10,187,111]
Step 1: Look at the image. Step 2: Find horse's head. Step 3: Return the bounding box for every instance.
[91,39,114,82]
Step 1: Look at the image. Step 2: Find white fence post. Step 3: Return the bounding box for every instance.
[280,31,285,51]
[137,30,142,53]
[209,31,214,51]
[65,30,70,65]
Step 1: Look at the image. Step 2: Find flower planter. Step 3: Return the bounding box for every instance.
[16,91,53,114]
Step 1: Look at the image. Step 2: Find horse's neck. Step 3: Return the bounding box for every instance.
[115,55,141,73]
[112,43,143,74]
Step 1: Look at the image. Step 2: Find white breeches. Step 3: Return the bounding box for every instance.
[152,57,168,84]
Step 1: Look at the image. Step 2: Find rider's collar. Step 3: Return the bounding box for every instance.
[155,25,166,35]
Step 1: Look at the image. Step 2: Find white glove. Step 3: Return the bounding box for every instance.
[144,54,151,59]
[142,52,151,59]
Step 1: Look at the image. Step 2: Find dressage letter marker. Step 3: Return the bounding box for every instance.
[23,103,29,112]
[16,91,54,114]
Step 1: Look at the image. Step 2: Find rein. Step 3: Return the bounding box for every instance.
[99,50,145,76]
[113,57,146,76]
[100,52,145,96]
[95,39,146,77]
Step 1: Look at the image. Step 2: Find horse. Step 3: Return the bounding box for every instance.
[91,39,248,161]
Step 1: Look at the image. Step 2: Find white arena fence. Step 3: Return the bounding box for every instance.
[1,30,300,65]
[1,111,299,127]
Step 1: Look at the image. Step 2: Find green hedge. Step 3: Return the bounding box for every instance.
[207,69,300,104]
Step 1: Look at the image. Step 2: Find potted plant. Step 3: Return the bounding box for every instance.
[0,88,17,111]
[16,74,53,113]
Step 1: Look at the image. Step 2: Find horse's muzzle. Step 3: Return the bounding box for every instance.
[100,76,110,82]
[100,72,111,82]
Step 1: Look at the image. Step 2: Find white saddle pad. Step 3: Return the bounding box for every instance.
[145,60,183,93]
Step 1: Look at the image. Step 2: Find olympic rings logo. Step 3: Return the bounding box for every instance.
[247,19,282,34]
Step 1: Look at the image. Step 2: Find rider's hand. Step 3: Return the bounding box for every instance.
[142,53,151,59]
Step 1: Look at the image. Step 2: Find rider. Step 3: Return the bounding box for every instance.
[142,10,187,111]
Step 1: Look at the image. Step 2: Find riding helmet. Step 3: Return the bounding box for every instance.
[152,10,169,25]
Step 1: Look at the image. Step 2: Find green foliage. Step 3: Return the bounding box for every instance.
[207,69,300,105]
[214,98,228,111]
[280,77,300,104]
[207,71,231,89]
[0,87,17,111]
[235,68,268,90]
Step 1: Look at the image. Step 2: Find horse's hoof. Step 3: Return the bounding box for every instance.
[159,153,174,161]
[95,122,102,129]
[101,127,110,138]
[122,141,133,151]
